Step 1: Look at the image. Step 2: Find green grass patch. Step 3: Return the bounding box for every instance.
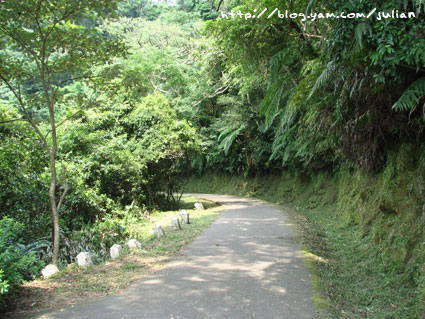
[295,205,420,319]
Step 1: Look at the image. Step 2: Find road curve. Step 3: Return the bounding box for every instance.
[34,194,317,319]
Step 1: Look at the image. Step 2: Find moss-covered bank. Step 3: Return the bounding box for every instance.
[185,143,425,318]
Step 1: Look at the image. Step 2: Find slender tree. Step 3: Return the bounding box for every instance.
[0,0,124,264]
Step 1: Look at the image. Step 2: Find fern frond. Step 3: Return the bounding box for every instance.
[260,48,298,132]
[218,124,246,155]
[260,81,286,131]
[301,59,320,77]
[308,60,336,99]
[354,22,371,49]
[392,77,425,111]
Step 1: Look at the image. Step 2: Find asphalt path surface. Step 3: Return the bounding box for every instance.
[32,194,316,319]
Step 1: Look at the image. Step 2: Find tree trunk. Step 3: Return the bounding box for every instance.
[40,50,61,264]
[48,106,60,265]
[49,161,60,264]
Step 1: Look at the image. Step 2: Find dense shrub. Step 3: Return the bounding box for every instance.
[0,106,50,240]
[0,218,45,302]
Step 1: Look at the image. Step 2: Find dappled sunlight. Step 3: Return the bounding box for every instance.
[142,278,164,285]
[302,250,329,264]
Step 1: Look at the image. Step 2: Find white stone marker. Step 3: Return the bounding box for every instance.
[76,252,93,267]
[110,244,123,260]
[127,239,142,251]
[180,209,190,224]
[194,202,204,210]
[171,218,181,230]
[41,264,59,278]
[154,224,166,238]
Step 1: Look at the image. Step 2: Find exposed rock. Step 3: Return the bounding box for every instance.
[194,202,204,210]
[110,244,123,260]
[41,264,59,278]
[180,209,190,224]
[154,224,166,238]
[76,252,93,267]
[127,239,142,251]
[171,218,181,230]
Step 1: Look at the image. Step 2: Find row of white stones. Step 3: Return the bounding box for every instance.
[41,203,205,277]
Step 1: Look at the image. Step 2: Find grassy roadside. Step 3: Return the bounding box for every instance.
[4,196,221,317]
[289,204,419,319]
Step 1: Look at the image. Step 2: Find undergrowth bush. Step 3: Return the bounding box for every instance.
[36,207,145,265]
[0,218,45,304]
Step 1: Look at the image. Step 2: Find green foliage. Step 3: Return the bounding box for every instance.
[0,218,45,296]
[0,0,127,264]
[307,61,336,100]
[0,269,9,307]
[260,47,299,131]
[0,3,206,259]
[55,92,199,221]
[0,270,8,294]
[393,77,425,112]
[0,105,50,238]
[202,0,425,173]
[99,14,209,109]
[0,0,124,86]
[118,0,164,20]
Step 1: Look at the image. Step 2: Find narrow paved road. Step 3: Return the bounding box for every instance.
[34,195,316,319]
